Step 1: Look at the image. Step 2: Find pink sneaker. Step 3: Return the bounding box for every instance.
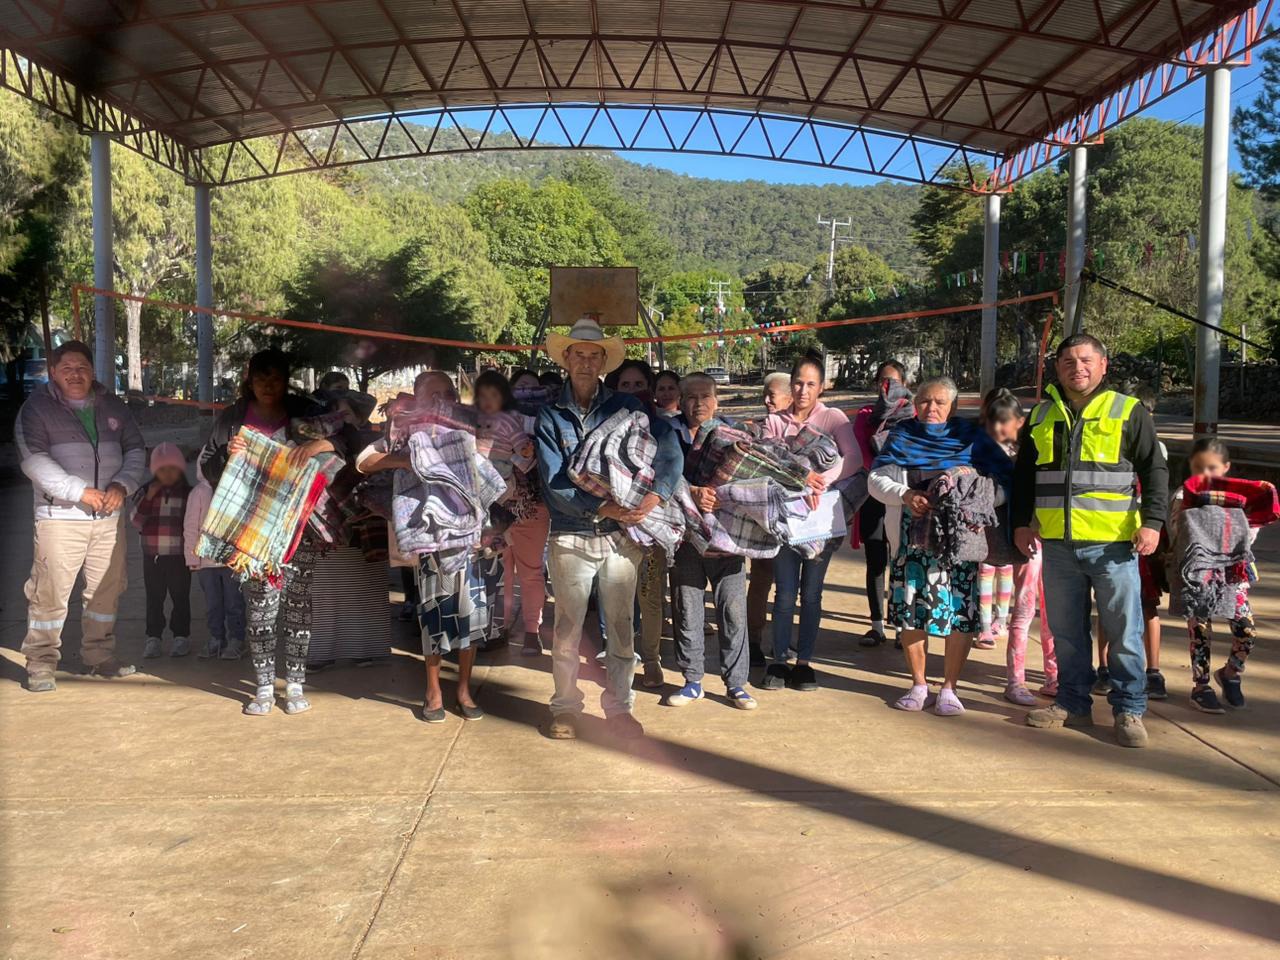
[1038,679,1059,698]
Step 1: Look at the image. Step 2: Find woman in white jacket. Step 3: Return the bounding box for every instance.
[868,377,1012,716]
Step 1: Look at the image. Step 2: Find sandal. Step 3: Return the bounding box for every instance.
[243,686,274,716]
[934,687,966,716]
[282,683,311,715]
[893,684,929,712]
[972,634,996,650]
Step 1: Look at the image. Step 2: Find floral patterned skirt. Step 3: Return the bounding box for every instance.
[888,514,980,637]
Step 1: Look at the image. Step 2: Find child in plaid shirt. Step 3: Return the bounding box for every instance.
[132,443,192,658]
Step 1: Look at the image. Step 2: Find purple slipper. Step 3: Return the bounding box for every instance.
[934,688,966,716]
[893,684,930,712]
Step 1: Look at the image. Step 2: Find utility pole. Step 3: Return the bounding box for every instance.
[708,279,731,368]
[817,214,852,284]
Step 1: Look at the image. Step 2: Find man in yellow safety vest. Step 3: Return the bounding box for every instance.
[1012,333,1168,748]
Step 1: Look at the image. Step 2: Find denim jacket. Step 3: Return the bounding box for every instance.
[535,382,683,535]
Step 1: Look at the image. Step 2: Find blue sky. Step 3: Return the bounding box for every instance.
[613,38,1275,187]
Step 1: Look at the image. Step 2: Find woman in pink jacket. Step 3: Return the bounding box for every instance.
[758,355,859,692]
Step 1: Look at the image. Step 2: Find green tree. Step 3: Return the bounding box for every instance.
[0,96,84,370]
[560,157,676,289]
[465,178,626,342]
[281,239,479,389]
[1236,44,1280,202]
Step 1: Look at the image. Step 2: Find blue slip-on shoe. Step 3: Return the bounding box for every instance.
[666,681,703,707]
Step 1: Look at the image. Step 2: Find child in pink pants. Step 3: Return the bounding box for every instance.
[980,389,1059,705]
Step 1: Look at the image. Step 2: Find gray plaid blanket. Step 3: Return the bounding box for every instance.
[568,409,691,555]
[393,428,507,573]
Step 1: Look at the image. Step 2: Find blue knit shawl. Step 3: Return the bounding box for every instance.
[873,417,1014,489]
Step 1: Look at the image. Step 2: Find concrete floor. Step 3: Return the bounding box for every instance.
[2,476,1279,959]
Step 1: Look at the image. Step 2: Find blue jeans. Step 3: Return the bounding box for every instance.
[1041,540,1146,717]
[198,567,245,649]
[771,537,842,663]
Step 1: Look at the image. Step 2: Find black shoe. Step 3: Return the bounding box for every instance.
[1091,666,1111,696]
[859,629,887,648]
[421,705,448,723]
[758,662,790,690]
[480,634,508,654]
[1190,685,1225,715]
[522,632,544,656]
[788,663,818,691]
[459,702,485,721]
[308,659,336,673]
[893,638,902,650]
[1214,667,1245,708]
[748,643,766,668]
[1145,669,1167,700]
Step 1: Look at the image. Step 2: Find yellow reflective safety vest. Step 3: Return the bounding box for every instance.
[1027,385,1142,542]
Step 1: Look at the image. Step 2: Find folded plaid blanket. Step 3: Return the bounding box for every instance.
[684,478,787,559]
[1170,502,1255,619]
[685,422,812,492]
[568,409,689,555]
[393,429,507,573]
[787,421,841,474]
[1182,475,1280,528]
[908,466,996,565]
[196,428,340,584]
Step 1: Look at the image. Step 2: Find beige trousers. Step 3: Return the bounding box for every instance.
[22,515,128,669]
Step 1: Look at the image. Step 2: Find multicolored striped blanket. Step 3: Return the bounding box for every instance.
[196,427,340,584]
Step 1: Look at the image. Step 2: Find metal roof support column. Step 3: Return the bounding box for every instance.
[91,133,115,389]
[980,192,1000,395]
[195,184,214,404]
[1194,63,1231,439]
[1063,145,1088,334]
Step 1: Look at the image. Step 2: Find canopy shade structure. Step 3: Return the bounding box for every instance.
[0,0,1271,189]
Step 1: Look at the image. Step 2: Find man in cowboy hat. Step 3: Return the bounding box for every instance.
[534,315,683,741]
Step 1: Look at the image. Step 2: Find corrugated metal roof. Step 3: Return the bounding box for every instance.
[0,0,1263,177]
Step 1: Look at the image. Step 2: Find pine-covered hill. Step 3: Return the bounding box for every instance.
[344,126,923,277]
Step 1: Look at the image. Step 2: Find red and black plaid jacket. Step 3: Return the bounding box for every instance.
[132,478,191,557]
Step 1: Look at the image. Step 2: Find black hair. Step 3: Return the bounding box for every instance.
[473,369,516,411]
[655,369,682,390]
[790,353,825,383]
[980,387,1023,424]
[50,340,94,368]
[1055,332,1108,359]
[1190,437,1231,462]
[537,370,564,388]
[509,368,541,389]
[1133,384,1158,414]
[318,370,350,391]
[874,359,907,384]
[241,348,291,402]
[611,359,655,392]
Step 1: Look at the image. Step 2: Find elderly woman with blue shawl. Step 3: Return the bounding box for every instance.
[869,377,1014,716]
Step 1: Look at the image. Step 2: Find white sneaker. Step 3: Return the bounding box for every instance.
[143,637,163,659]
[220,642,243,660]
[170,637,190,657]
[199,638,221,660]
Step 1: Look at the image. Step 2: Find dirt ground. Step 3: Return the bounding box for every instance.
[2,451,1279,958]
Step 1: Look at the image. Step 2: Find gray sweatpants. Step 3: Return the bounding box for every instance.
[671,542,749,689]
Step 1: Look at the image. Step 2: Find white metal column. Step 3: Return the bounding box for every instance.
[91,134,114,388]
[195,184,214,404]
[979,192,1001,395]
[1063,146,1088,333]
[1194,64,1232,438]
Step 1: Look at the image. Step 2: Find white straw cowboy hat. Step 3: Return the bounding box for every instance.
[546,315,627,373]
